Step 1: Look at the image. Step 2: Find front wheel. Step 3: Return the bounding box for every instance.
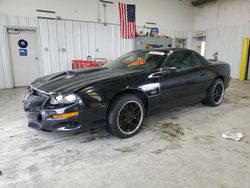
[204,79,225,106]
[107,94,145,139]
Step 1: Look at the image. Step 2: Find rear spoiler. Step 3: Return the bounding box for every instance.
[208,59,218,62]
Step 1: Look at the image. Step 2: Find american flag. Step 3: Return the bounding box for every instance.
[119,2,136,39]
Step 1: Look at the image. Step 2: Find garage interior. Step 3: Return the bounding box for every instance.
[0,0,250,187]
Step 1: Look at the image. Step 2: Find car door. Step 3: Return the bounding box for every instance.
[159,50,208,108]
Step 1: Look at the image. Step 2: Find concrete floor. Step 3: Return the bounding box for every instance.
[0,79,250,188]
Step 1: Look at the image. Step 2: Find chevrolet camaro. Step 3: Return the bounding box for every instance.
[23,48,231,138]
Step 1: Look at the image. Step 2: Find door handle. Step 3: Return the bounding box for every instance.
[200,72,206,77]
[148,71,167,78]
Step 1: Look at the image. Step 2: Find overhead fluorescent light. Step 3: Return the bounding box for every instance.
[100,0,113,4]
[36,9,56,14]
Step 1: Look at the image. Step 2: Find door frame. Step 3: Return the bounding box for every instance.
[174,37,187,48]
[5,26,43,88]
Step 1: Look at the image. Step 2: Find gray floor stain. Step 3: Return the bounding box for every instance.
[80,137,96,143]
[153,122,184,139]
[33,145,55,152]
[193,135,215,145]
[151,144,182,155]
[27,164,39,173]
[114,143,141,153]
[170,116,179,120]
[114,147,135,153]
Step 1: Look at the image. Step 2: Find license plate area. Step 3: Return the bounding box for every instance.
[27,113,42,123]
[27,113,42,129]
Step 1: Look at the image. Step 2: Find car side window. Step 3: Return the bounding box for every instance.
[163,51,201,71]
[194,52,210,65]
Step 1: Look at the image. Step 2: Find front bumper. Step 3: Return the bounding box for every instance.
[26,108,85,131]
[23,92,87,131]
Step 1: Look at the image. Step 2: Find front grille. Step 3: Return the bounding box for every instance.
[28,86,50,98]
[24,86,51,112]
[28,86,40,96]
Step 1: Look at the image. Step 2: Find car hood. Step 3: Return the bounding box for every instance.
[31,67,144,94]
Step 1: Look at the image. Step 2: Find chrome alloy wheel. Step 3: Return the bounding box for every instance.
[117,100,143,135]
[214,82,224,105]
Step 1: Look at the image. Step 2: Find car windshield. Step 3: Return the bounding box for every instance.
[104,50,169,71]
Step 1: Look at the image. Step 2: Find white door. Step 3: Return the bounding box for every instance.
[8,29,40,87]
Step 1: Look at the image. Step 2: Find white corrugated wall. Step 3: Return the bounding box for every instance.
[38,18,136,76]
[204,24,250,79]
[0,15,192,89]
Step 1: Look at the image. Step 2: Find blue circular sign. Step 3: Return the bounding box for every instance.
[18,39,28,48]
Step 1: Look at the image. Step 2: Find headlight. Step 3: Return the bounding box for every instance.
[50,94,80,105]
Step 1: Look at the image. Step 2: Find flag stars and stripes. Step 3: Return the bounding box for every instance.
[119,2,136,39]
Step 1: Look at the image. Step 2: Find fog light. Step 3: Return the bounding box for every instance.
[52,112,79,119]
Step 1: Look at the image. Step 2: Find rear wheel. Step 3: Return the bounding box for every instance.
[107,94,145,139]
[204,79,225,106]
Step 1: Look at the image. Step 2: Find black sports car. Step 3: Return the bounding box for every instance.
[23,48,231,138]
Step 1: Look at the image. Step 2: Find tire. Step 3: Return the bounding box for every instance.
[106,94,145,139]
[204,79,225,107]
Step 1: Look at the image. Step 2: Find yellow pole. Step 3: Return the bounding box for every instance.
[240,38,250,80]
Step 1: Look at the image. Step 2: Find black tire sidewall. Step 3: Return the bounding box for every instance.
[107,94,145,139]
[207,79,225,106]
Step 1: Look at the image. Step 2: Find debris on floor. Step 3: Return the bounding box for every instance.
[222,132,243,141]
[161,123,184,138]
[152,122,184,139]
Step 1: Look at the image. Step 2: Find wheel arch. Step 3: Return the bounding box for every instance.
[207,75,225,91]
[107,89,149,119]
[215,75,225,82]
